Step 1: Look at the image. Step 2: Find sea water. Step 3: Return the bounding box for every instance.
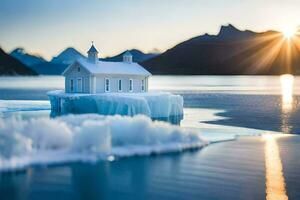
[0,75,299,200]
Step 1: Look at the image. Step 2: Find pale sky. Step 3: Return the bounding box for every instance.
[1,0,300,60]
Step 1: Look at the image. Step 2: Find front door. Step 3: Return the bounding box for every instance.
[77,78,83,93]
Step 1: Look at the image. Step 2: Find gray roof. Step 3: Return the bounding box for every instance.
[63,58,151,76]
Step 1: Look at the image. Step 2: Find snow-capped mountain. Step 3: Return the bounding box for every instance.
[10,48,46,66]
[51,47,85,65]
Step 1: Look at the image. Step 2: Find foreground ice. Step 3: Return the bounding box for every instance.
[0,114,205,171]
[181,108,280,142]
[0,100,50,117]
[48,90,183,123]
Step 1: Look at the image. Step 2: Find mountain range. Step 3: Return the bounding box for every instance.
[4,24,300,75]
[8,47,158,75]
[142,24,300,75]
[103,49,159,63]
[10,48,46,66]
[51,47,86,65]
[0,48,37,75]
[29,47,86,75]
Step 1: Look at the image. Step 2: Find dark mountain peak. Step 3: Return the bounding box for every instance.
[217,24,255,41]
[11,47,25,54]
[128,49,144,54]
[200,33,215,40]
[184,24,254,45]
[142,24,299,75]
[219,24,240,35]
[127,49,154,57]
[51,47,85,65]
[10,47,45,59]
[10,47,44,58]
[64,47,75,51]
[0,47,37,75]
[59,47,83,56]
[10,47,46,66]
[102,49,159,63]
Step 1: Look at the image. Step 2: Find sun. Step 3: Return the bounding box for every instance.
[282,26,297,38]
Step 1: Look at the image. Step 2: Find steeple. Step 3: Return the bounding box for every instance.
[123,50,133,63]
[87,42,99,64]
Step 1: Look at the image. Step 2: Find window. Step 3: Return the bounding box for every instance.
[118,79,122,92]
[129,79,133,92]
[141,79,145,92]
[105,78,110,92]
[78,67,80,72]
[70,79,74,92]
[77,78,83,93]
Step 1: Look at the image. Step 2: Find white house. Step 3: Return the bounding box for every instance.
[62,44,151,93]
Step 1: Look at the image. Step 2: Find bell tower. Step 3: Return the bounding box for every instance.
[123,50,133,63]
[87,42,99,64]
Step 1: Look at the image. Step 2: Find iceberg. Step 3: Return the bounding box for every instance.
[48,90,184,123]
[0,114,206,171]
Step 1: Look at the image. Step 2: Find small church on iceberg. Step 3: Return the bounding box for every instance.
[62,44,151,94]
[48,43,183,124]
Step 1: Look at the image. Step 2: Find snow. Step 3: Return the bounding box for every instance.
[48,90,183,122]
[0,114,206,171]
[63,58,151,76]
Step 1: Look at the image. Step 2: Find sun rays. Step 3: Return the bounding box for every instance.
[282,26,297,39]
[233,26,300,75]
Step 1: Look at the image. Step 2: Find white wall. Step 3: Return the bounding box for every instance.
[65,63,91,93]
[94,75,148,93]
[65,63,149,93]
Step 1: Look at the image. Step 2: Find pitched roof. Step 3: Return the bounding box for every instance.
[87,45,98,53]
[123,50,132,56]
[63,58,151,76]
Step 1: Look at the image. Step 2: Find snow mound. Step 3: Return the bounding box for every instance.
[0,114,205,171]
[48,90,183,123]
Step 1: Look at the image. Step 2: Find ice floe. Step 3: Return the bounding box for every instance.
[48,90,184,123]
[0,114,205,171]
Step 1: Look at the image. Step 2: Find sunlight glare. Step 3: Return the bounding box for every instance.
[280,74,294,111]
[264,134,289,200]
[282,26,297,39]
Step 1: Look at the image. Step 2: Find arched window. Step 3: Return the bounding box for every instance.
[118,79,122,92]
[129,79,133,92]
[105,78,110,92]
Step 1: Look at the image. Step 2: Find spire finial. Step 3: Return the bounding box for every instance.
[92,41,94,45]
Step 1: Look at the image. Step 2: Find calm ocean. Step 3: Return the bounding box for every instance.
[0,75,299,200]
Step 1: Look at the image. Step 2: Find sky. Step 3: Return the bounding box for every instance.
[1,0,300,60]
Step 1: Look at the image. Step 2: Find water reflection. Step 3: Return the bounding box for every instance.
[280,74,294,112]
[280,74,294,134]
[263,134,288,200]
